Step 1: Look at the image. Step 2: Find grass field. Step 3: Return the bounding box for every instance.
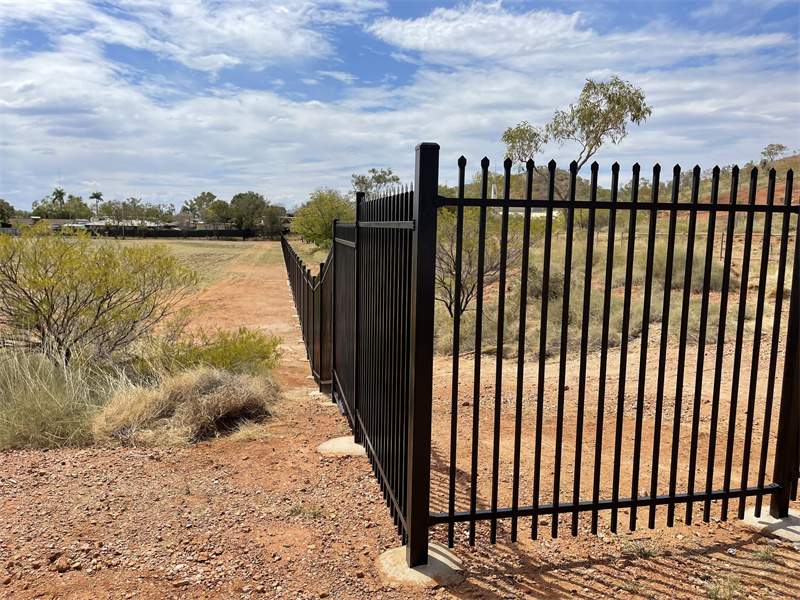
[112,238,284,283]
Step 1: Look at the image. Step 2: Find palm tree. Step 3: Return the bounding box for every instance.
[52,188,66,210]
[90,191,103,217]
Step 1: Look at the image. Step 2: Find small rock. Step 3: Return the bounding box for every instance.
[726,548,737,556]
[618,559,634,568]
[54,556,70,573]
[172,580,190,588]
[1,575,11,585]
[319,593,330,599]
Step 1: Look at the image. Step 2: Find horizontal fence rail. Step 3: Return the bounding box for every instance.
[282,143,799,568]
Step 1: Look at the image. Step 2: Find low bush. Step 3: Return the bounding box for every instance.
[157,326,282,376]
[93,367,281,446]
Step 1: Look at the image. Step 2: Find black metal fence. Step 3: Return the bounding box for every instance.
[283,143,800,569]
[281,236,333,392]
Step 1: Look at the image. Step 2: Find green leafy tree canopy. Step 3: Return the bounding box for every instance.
[502,76,652,198]
[0,199,14,226]
[32,192,92,220]
[204,199,232,232]
[231,191,267,231]
[262,204,287,238]
[183,191,217,221]
[291,187,354,249]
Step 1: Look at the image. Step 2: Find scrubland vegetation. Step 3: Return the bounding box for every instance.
[0,227,282,450]
[433,204,795,360]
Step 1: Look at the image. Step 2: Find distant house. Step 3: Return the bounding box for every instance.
[282,213,294,233]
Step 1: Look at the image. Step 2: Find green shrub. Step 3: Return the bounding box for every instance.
[164,326,282,375]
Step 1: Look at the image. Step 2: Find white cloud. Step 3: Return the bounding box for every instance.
[368,1,791,72]
[691,0,795,19]
[1,0,385,74]
[318,70,358,84]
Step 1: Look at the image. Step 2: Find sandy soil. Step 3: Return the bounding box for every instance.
[1,240,798,600]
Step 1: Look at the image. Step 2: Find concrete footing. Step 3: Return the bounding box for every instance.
[317,436,366,457]
[377,542,464,587]
[742,507,800,543]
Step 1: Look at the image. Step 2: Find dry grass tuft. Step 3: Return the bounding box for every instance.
[0,349,126,449]
[227,420,272,442]
[93,367,281,446]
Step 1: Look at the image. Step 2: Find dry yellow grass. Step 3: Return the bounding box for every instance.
[93,367,281,446]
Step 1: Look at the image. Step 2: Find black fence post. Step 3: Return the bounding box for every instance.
[313,269,321,389]
[331,220,338,404]
[406,142,439,568]
[354,192,365,445]
[306,267,312,360]
[771,226,800,518]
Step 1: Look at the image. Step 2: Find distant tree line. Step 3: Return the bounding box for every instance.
[2,187,288,238]
[180,191,287,238]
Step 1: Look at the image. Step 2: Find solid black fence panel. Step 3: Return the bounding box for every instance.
[281,235,333,392]
[332,222,357,427]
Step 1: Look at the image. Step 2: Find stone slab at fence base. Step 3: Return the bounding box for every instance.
[317,436,366,457]
[742,507,800,543]
[377,542,464,587]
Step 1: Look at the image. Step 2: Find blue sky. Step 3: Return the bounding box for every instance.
[1,0,798,211]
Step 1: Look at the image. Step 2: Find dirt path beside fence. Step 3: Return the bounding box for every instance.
[1,240,798,599]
